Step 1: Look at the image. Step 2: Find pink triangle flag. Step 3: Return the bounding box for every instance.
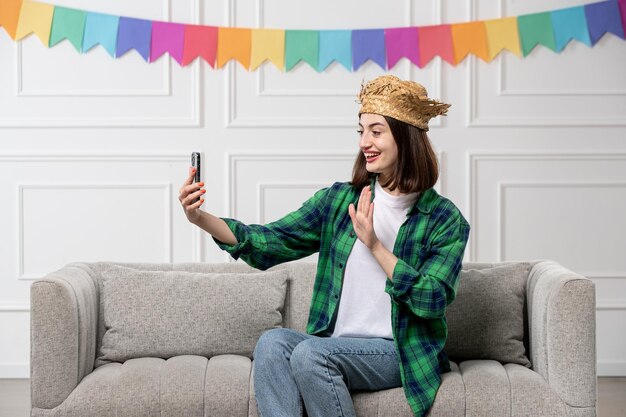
[151,21,185,65]
[183,25,218,67]
[418,24,454,66]
[385,27,420,68]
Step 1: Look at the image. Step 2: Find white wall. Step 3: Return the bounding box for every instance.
[1,0,625,378]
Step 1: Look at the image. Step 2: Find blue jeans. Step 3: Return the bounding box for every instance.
[253,328,402,417]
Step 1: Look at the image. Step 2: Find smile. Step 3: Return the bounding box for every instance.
[364,152,380,163]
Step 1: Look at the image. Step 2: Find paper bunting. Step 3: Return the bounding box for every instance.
[451,22,489,63]
[50,7,86,52]
[183,25,217,67]
[251,29,285,70]
[15,0,53,45]
[551,7,591,52]
[2,0,624,70]
[116,17,151,61]
[620,0,626,36]
[83,12,119,57]
[0,0,23,39]
[518,12,557,56]
[385,27,420,69]
[286,30,319,71]
[585,0,625,44]
[151,22,185,65]
[484,18,521,59]
[353,29,386,70]
[217,28,251,69]
[418,25,454,66]
[319,30,352,71]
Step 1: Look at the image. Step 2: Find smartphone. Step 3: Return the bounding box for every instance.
[191,152,201,202]
[191,152,201,183]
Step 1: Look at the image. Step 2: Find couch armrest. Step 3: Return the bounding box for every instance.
[527,260,596,408]
[30,264,99,409]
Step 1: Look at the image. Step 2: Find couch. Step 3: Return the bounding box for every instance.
[30,260,596,417]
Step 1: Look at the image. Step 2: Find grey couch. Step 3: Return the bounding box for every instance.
[30,260,596,417]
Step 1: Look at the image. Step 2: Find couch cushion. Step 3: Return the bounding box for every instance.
[32,355,252,417]
[444,262,532,367]
[96,265,288,366]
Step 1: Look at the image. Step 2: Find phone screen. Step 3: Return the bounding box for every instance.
[191,152,201,183]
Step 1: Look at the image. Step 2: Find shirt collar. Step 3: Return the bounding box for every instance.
[369,175,437,215]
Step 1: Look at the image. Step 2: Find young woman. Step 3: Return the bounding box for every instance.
[178,75,470,417]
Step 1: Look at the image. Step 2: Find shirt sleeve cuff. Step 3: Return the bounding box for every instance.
[211,217,250,260]
[385,258,417,300]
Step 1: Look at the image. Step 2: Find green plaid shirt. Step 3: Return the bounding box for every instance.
[215,177,470,416]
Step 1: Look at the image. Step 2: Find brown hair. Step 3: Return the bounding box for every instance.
[350,116,439,193]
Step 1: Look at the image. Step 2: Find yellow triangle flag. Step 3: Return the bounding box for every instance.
[251,29,285,70]
[217,28,252,69]
[484,17,522,60]
[15,0,54,45]
[451,21,490,64]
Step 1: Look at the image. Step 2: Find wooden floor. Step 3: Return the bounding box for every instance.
[1,377,624,416]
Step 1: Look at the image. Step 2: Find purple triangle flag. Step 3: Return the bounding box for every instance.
[584,0,625,45]
[352,29,386,70]
[151,21,185,65]
[620,0,626,37]
[116,17,152,61]
[385,27,420,68]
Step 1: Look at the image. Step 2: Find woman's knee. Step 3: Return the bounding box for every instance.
[289,338,328,379]
[254,328,299,360]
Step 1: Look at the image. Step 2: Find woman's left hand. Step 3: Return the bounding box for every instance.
[349,185,380,250]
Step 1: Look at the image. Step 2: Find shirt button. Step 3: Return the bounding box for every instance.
[349,232,355,238]
[339,263,343,269]
[334,294,339,299]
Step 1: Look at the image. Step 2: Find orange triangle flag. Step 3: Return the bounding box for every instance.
[451,21,490,64]
[217,27,252,69]
[0,0,24,39]
[484,17,521,60]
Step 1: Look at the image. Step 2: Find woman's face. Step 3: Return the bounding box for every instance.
[358,113,398,183]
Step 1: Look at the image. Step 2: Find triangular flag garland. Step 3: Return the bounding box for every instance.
[0,0,624,70]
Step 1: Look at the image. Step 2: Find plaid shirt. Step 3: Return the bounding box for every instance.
[215,177,470,416]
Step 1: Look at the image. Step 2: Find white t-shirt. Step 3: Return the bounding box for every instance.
[331,180,418,339]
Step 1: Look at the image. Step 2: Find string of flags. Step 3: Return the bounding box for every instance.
[0,0,624,71]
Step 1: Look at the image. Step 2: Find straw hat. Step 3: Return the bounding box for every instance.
[357,75,450,131]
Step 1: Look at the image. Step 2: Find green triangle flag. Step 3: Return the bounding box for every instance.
[285,30,319,71]
[517,12,556,56]
[50,6,87,52]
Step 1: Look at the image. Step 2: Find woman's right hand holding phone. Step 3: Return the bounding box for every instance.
[179,166,206,224]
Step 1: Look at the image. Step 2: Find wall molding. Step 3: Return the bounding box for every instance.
[466,0,626,127]
[498,57,626,97]
[15,44,171,97]
[0,153,191,163]
[466,152,626,262]
[0,363,29,379]
[257,182,328,223]
[226,0,444,128]
[17,183,173,280]
[226,151,356,219]
[0,152,192,279]
[225,151,355,261]
[496,181,626,264]
[596,301,626,311]
[0,305,29,312]
[2,1,201,127]
[468,61,626,127]
[598,361,626,377]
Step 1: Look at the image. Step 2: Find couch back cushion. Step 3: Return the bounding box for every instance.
[95,264,288,367]
[444,262,532,367]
